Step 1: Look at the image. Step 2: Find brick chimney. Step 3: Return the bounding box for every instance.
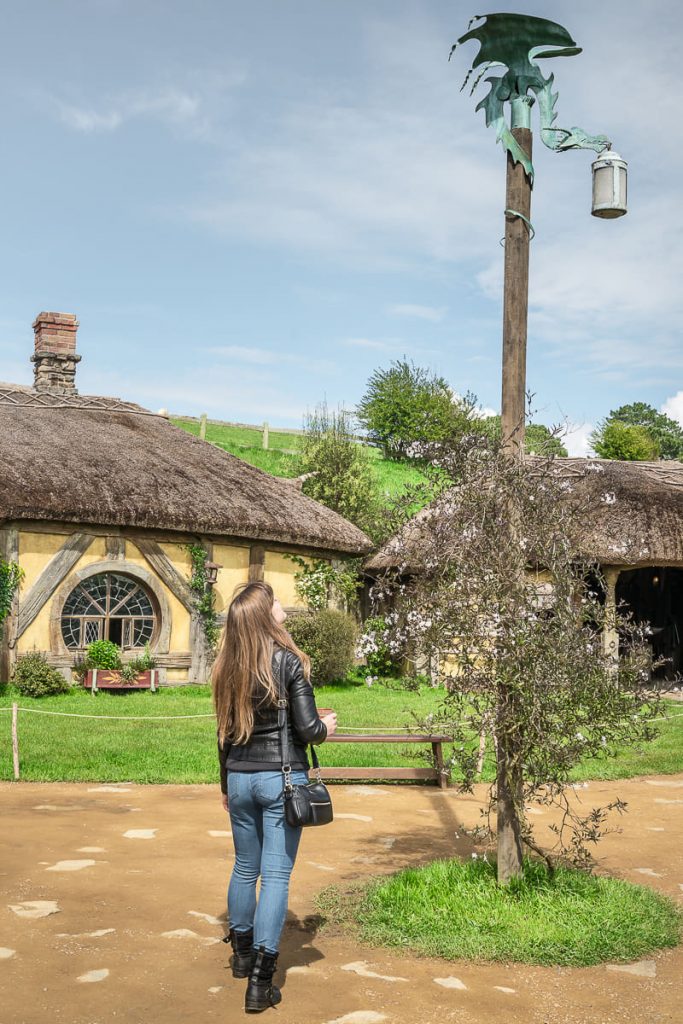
[31,312,81,394]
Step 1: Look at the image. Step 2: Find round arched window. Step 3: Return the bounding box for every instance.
[61,572,157,650]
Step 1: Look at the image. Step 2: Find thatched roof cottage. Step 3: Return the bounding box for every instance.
[366,457,683,679]
[0,312,372,684]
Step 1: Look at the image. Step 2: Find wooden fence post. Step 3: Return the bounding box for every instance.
[199,413,207,441]
[12,702,19,780]
[262,421,269,450]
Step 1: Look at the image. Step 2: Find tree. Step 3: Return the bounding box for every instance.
[482,415,568,457]
[365,435,659,883]
[609,402,683,461]
[356,359,478,459]
[299,403,379,538]
[590,419,660,461]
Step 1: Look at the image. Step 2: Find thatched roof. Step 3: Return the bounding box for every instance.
[0,385,372,556]
[365,457,683,573]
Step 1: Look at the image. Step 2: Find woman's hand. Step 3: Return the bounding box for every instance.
[321,712,338,737]
[221,792,229,813]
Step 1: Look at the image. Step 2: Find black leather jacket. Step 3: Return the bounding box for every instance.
[218,648,327,793]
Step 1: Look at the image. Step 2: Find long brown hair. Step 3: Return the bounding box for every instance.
[212,581,310,745]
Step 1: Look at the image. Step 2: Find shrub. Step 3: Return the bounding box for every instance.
[86,640,122,670]
[356,359,478,460]
[355,615,402,678]
[125,644,157,677]
[287,610,358,685]
[299,403,380,537]
[13,652,70,697]
[590,419,660,460]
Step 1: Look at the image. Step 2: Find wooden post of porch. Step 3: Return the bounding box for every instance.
[603,567,620,666]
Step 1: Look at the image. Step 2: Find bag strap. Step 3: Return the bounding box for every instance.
[275,648,320,792]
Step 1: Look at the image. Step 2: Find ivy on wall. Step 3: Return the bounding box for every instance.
[0,559,24,633]
[186,545,221,653]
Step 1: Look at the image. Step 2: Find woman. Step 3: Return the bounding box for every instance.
[213,581,337,1014]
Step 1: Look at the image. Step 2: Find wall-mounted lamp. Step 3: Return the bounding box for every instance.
[204,561,222,587]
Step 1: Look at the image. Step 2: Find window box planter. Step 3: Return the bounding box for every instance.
[85,669,158,693]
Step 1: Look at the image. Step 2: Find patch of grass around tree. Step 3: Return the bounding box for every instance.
[316,857,682,967]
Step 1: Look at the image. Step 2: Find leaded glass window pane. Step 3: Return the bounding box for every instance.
[61,572,157,651]
[62,618,81,649]
[133,619,154,647]
[63,585,100,617]
[84,620,101,644]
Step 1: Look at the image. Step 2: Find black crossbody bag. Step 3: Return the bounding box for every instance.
[276,651,333,828]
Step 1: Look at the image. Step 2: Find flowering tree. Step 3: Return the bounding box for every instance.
[366,435,663,882]
[285,554,361,613]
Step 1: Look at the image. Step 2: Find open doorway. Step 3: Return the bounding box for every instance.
[616,567,683,680]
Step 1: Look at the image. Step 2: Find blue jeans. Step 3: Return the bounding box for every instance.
[227,769,308,954]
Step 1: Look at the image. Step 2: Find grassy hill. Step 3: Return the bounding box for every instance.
[172,417,425,497]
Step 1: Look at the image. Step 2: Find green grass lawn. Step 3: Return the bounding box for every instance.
[316,858,682,966]
[171,417,425,498]
[1,682,681,785]
[171,418,303,452]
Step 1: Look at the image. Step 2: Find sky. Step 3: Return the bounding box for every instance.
[1,0,682,456]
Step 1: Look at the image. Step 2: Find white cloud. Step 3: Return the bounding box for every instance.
[53,88,201,134]
[474,405,497,420]
[387,303,446,322]
[563,422,595,458]
[46,70,246,138]
[56,106,123,132]
[661,392,683,427]
[181,15,501,269]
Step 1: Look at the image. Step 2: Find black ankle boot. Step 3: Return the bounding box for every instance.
[245,946,281,1013]
[223,928,256,979]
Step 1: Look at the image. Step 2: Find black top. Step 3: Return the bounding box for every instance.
[218,647,327,794]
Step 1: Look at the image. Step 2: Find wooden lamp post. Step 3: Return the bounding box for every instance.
[452,13,626,883]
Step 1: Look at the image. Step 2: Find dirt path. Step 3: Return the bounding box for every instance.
[1,776,681,1024]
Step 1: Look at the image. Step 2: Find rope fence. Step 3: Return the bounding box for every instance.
[1,703,425,780]
[4,702,682,781]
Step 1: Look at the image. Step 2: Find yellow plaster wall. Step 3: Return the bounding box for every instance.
[18,533,109,653]
[125,541,191,651]
[166,668,189,683]
[19,532,109,593]
[212,544,250,615]
[264,552,315,609]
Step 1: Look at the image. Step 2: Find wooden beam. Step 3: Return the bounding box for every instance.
[249,545,266,582]
[16,532,94,640]
[318,767,438,782]
[105,535,125,560]
[134,538,195,613]
[192,614,215,683]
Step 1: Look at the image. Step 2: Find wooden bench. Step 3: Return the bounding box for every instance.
[319,734,452,788]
